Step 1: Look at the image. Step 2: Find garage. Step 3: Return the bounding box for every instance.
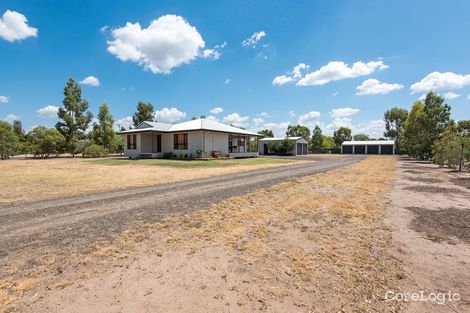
[341,140,395,155]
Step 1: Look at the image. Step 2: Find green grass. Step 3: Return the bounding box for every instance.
[88,157,295,169]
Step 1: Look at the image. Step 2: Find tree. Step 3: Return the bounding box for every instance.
[384,107,408,150]
[321,136,336,150]
[0,121,16,160]
[268,138,295,155]
[457,120,470,137]
[132,101,154,126]
[258,129,274,138]
[432,126,463,169]
[286,124,310,140]
[310,125,323,152]
[12,120,24,138]
[90,103,115,151]
[333,127,352,147]
[353,133,370,141]
[56,78,93,155]
[403,101,427,158]
[29,126,65,158]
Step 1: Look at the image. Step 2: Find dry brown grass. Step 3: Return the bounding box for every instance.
[0,157,304,204]
[3,156,402,312]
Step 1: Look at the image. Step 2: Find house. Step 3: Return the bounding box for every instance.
[258,137,309,156]
[118,118,262,158]
[341,140,395,154]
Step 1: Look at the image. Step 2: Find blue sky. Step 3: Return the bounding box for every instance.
[1,0,470,137]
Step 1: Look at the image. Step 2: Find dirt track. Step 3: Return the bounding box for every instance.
[0,156,362,260]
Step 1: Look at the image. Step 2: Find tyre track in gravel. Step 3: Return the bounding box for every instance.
[0,156,363,258]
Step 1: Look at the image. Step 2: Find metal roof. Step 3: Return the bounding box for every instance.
[259,136,304,142]
[341,140,395,146]
[118,118,262,136]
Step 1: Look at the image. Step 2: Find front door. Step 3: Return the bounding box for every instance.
[152,134,162,153]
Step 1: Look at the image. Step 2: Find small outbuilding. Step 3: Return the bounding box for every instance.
[341,140,395,155]
[258,137,308,156]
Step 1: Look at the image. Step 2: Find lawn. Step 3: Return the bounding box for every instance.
[0,157,303,204]
[89,157,295,168]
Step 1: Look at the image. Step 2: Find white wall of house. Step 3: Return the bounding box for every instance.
[123,133,141,158]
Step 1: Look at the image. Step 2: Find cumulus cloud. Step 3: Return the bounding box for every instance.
[355,79,403,95]
[155,107,186,123]
[296,60,388,86]
[353,119,386,138]
[444,92,461,100]
[330,107,360,118]
[410,71,470,94]
[114,116,133,130]
[272,63,309,86]
[2,113,19,123]
[242,31,266,48]
[36,105,59,118]
[259,121,290,137]
[0,95,8,103]
[288,111,296,118]
[222,113,250,127]
[0,10,38,42]
[298,111,321,125]
[209,107,223,114]
[202,42,226,60]
[107,15,210,74]
[205,115,220,122]
[79,76,100,86]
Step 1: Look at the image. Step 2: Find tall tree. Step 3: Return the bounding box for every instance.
[333,127,352,147]
[258,129,274,138]
[422,91,451,156]
[56,78,93,155]
[0,121,16,160]
[310,125,323,152]
[321,136,336,150]
[91,103,115,150]
[383,107,408,150]
[132,101,154,126]
[402,101,427,158]
[286,124,310,139]
[353,133,370,141]
[12,120,24,138]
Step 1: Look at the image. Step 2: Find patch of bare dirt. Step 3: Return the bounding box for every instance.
[405,185,464,195]
[1,157,403,313]
[404,177,443,183]
[402,169,427,174]
[452,177,470,190]
[407,207,470,244]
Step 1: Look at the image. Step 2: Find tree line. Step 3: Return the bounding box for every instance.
[0,78,158,159]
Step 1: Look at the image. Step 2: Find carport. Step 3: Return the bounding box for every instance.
[341,140,395,155]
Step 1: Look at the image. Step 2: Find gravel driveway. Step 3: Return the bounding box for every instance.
[0,156,362,259]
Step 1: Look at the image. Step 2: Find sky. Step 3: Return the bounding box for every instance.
[1,0,470,137]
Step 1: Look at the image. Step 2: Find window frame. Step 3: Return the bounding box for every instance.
[173,133,188,150]
[127,134,137,150]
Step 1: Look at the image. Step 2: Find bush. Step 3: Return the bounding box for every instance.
[196,148,204,158]
[29,126,65,158]
[163,152,176,158]
[211,150,221,158]
[267,139,295,155]
[82,144,108,158]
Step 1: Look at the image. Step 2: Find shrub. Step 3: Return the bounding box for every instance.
[267,138,295,155]
[29,126,65,158]
[163,152,176,158]
[0,121,16,160]
[82,144,108,158]
[196,148,204,158]
[211,150,221,158]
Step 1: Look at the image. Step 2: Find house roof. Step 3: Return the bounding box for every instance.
[259,136,303,142]
[118,118,262,136]
[341,140,395,146]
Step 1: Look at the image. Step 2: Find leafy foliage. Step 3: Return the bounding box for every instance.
[432,126,464,169]
[267,138,295,155]
[286,124,310,139]
[353,133,370,141]
[55,78,93,155]
[30,126,65,158]
[321,136,336,150]
[310,125,323,152]
[383,107,408,150]
[132,101,154,127]
[258,129,274,138]
[90,103,115,150]
[82,144,109,158]
[0,121,16,160]
[333,127,352,147]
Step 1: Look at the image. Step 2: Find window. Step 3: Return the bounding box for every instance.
[173,133,188,150]
[127,134,136,150]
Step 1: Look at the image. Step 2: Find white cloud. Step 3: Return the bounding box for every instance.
[353,119,386,138]
[202,42,226,60]
[355,79,403,95]
[272,63,309,86]
[258,112,269,117]
[252,117,264,126]
[272,75,294,86]
[100,25,109,33]
[2,113,19,123]
[114,116,133,130]
[155,107,186,123]
[444,92,461,100]
[242,31,266,48]
[296,60,388,86]
[107,15,209,74]
[36,105,59,118]
[410,72,470,94]
[259,121,290,137]
[330,107,360,118]
[468,93,470,100]
[224,78,231,84]
[79,76,100,86]
[222,113,250,127]
[0,95,8,103]
[209,107,223,114]
[298,111,321,125]
[205,115,220,122]
[0,10,38,42]
[325,117,353,133]
[288,111,296,118]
